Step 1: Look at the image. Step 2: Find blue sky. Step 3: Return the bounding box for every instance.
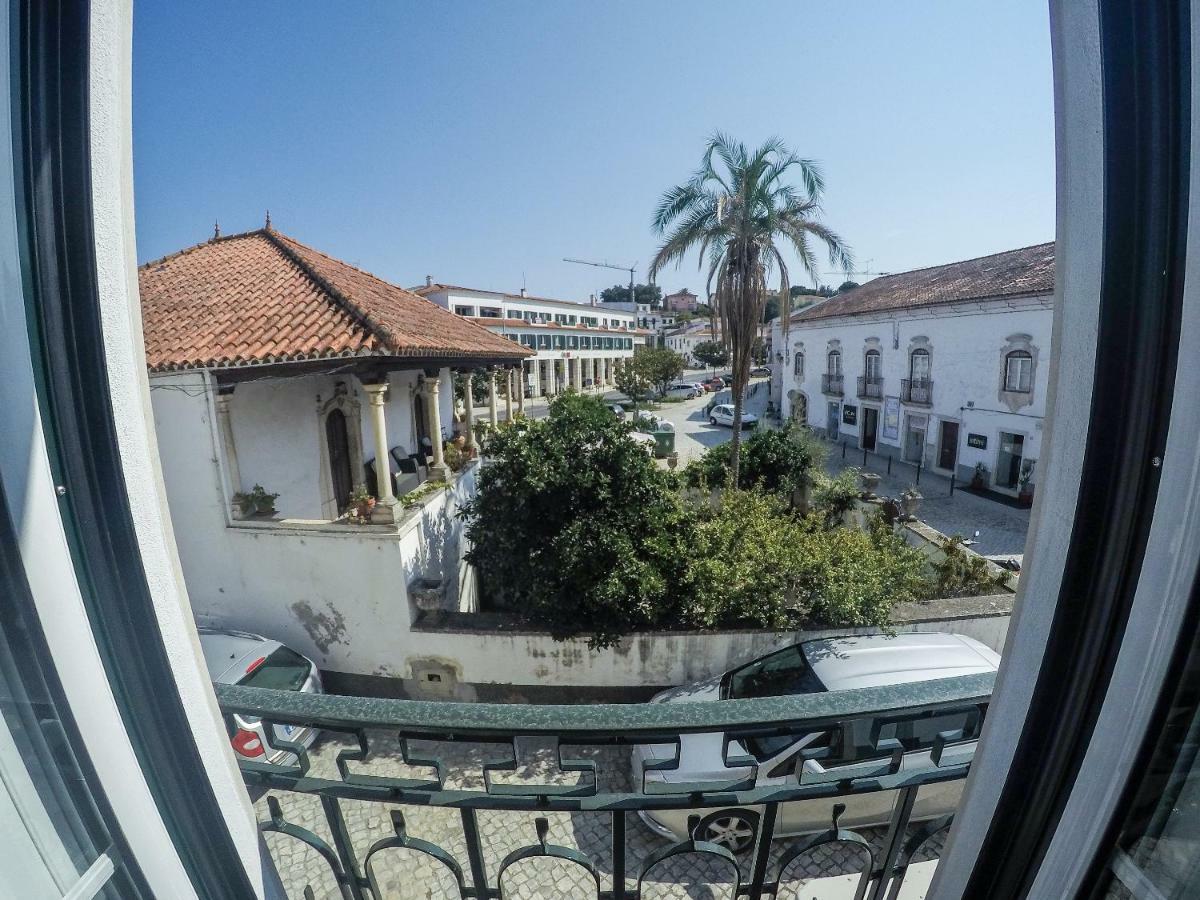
[133,2,1054,302]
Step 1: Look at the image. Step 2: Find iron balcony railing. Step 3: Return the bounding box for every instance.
[217,672,992,900]
[901,379,934,406]
[857,376,884,400]
[821,374,844,396]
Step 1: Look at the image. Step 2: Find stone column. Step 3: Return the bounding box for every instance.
[488,369,499,426]
[517,365,526,415]
[361,382,397,522]
[424,373,449,481]
[462,370,477,454]
[572,358,582,392]
[557,359,567,394]
[505,369,514,421]
[214,387,242,514]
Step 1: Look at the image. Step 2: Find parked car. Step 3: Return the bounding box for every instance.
[666,382,702,399]
[632,633,1000,852]
[708,404,757,428]
[608,403,628,421]
[703,378,725,392]
[750,365,772,377]
[198,627,323,764]
[716,374,734,386]
[690,382,709,394]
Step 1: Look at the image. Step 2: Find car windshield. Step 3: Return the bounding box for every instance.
[723,645,826,699]
[238,646,311,691]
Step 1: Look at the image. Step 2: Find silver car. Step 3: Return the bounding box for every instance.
[632,633,1000,852]
[198,627,323,765]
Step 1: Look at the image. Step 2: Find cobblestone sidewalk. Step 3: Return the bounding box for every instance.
[258,732,945,899]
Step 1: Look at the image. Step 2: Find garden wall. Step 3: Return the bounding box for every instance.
[324,593,1013,703]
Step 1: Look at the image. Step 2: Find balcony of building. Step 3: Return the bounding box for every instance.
[901,379,934,407]
[219,670,990,898]
[857,376,884,400]
[821,374,844,396]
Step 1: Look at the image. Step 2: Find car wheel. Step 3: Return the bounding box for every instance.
[695,809,759,855]
[709,416,718,426]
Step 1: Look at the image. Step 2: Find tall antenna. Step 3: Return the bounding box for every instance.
[563,257,637,305]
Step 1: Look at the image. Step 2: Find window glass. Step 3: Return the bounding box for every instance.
[723,645,827,700]
[865,350,881,378]
[794,353,804,377]
[1005,351,1033,391]
[911,349,931,380]
[238,647,311,691]
[828,350,842,375]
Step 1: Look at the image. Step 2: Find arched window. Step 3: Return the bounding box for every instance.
[1004,350,1033,392]
[827,350,842,376]
[794,352,804,377]
[910,348,931,382]
[864,349,881,379]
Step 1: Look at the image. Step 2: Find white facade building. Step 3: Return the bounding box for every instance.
[417,282,648,395]
[773,243,1054,496]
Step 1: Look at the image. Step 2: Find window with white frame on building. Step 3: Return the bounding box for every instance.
[794,352,804,377]
[865,349,881,379]
[1004,350,1033,392]
[827,349,842,375]
[910,348,931,381]
[454,305,474,316]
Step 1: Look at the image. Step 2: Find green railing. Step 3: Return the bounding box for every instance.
[217,672,992,899]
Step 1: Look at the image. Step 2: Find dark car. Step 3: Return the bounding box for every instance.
[750,365,772,377]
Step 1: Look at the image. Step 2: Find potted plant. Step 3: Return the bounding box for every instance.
[859,471,881,498]
[970,462,989,491]
[900,486,923,519]
[232,484,279,518]
[1018,460,1037,507]
[346,483,376,524]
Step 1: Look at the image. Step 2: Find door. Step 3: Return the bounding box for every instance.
[325,408,354,512]
[827,401,840,439]
[861,406,879,451]
[938,421,960,471]
[905,424,926,464]
[996,432,1025,489]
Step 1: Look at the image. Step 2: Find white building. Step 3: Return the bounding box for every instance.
[139,227,531,686]
[599,299,679,345]
[416,281,648,394]
[773,243,1054,496]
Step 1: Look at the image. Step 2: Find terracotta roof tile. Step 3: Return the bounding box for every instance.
[793,242,1054,323]
[139,229,530,372]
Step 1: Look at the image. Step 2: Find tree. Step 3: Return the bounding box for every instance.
[837,280,860,293]
[692,339,729,373]
[650,134,851,484]
[613,358,653,412]
[600,283,663,306]
[636,346,686,397]
[685,423,823,502]
[460,393,692,647]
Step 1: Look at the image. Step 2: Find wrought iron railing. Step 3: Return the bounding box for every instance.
[901,379,933,406]
[217,673,992,899]
[857,376,884,400]
[821,374,844,396]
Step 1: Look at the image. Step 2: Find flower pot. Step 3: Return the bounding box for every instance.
[859,472,881,498]
[1018,484,1035,508]
[901,492,923,519]
[452,434,467,448]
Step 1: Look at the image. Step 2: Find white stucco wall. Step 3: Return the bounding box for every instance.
[774,297,1053,486]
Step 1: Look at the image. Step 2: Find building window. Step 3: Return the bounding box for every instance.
[553,335,566,350]
[580,336,591,349]
[568,335,579,349]
[827,350,842,376]
[537,335,551,350]
[910,348,931,381]
[1004,350,1033,392]
[865,349,881,379]
[478,307,502,318]
[794,352,804,378]
[454,305,474,316]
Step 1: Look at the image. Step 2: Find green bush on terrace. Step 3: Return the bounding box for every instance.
[460,393,939,648]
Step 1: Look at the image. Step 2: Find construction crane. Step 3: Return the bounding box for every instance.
[821,258,890,281]
[563,257,637,305]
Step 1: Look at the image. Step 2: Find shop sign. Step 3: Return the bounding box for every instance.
[967,432,988,450]
[842,405,857,425]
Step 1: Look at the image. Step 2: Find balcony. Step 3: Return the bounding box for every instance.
[857,376,884,400]
[219,672,990,899]
[901,379,933,406]
[821,374,844,396]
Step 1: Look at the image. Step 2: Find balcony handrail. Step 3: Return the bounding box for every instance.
[216,671,992,738]
[222,673,994,899]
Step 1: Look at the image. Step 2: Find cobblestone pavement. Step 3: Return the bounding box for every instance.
[643,376,771,466]
[820,447,1032,557]
[258,731,946,899]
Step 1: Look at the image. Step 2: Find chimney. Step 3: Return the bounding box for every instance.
[425,275,433,287]
[520,287,527,298]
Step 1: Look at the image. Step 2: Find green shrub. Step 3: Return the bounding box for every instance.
[461,392,693,648]
[684,425,821,498]
[812,468,860,527]
[926,535,1011,598]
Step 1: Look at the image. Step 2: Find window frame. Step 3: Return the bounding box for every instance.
[1004,350,1034,393]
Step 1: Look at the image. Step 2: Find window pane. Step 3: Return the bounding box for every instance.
[238,647,311,691]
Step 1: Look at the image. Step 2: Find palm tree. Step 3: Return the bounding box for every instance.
[650,133,851,484]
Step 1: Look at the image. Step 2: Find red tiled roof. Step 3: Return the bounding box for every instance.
[793,242,1055,323]
[138,230,531,372]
